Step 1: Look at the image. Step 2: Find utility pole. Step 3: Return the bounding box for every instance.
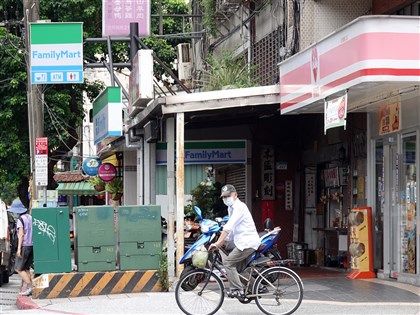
[24,0,43,205]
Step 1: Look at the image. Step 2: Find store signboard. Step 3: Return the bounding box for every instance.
[324,93,347,135]
[102,0,151,36]
[156,140,246,164]
[35,137,48,186]
[93,87,123,147]
[30,23,83,84]
[128,50,154,115]
[378,101,401,135]
[279,16,420,114]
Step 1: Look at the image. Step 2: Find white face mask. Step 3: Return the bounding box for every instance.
[223,197,234,207]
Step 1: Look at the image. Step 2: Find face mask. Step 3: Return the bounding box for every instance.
[223,197,234,207]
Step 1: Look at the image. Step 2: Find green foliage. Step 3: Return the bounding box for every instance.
[199,0,218,37]
[158,249,169,291]
[105,177,123,195]
[87,175,105,188]
[0,0,188,200]
[201,50,259,91]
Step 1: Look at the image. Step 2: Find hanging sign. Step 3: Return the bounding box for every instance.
[82,157,102,176]
[98,163,116,182]
[378,100,401,135]
[102,0,151,37]
[324,93,347,135]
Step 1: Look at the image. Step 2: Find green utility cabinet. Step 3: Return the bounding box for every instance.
[118,205,161,270]
[75,206,115,272]
[32,207,71,273]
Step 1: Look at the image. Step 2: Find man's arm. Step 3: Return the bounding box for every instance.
[209,230,229,250]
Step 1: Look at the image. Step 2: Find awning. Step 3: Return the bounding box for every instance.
[278,16,420,114]
[57,182,101,196]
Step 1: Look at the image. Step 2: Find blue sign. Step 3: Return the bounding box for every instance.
[82,157,102,176]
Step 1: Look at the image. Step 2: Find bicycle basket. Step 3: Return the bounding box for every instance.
[192,249,208,268]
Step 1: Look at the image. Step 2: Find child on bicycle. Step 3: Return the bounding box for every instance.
[209,184,261,300]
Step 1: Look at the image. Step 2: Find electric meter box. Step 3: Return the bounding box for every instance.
[75,206,116,272]
[118,205,161,270]
[32,207,71,274]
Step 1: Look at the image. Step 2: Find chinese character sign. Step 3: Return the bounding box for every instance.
[102,0,151,37]
[261,146,275,200]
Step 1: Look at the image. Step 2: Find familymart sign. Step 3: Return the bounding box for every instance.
[156,141,247,165]
[30,22,83,84]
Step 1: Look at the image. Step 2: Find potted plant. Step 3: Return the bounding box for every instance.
[87,175,105,192]
[105,177,123,200]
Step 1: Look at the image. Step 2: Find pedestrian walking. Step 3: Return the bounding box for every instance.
[7,199,33,296]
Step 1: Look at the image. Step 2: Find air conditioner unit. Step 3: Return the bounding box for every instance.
[176,43,192,81]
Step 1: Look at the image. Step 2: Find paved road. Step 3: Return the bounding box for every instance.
[1,272,419,315]
[0,273,21,313]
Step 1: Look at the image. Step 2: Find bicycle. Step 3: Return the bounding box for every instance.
[175,248,304,315]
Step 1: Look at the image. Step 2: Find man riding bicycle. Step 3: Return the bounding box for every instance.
[209,184,261,300]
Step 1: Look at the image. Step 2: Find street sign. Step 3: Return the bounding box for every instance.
[30,23,83,84]
[35,137,48,186]
[102,0,151,37]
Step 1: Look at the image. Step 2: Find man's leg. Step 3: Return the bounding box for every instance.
[222,247,254,291]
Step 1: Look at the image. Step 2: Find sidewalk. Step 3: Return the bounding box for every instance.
[6,267,420,315]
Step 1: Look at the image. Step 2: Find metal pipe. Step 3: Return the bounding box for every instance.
[130,22,139,70]
[107,36,115,86]
[102,61,130,100]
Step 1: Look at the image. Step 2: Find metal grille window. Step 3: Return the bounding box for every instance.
[226,165,246,201]
[252,30,281,86]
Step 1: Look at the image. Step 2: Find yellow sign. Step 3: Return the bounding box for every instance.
[379,101,400,135]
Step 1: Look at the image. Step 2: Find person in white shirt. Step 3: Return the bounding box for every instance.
[209,184,260,299]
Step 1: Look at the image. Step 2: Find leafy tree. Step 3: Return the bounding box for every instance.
[0,0,190,204]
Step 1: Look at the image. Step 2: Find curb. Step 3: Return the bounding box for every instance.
[16,295,40,310]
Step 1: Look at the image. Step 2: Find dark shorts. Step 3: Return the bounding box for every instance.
[15,246,33,272]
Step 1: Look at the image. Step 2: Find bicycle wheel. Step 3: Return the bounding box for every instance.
[175,268,225,315]
[253,267,303,315]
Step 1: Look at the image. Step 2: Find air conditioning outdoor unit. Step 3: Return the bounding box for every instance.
[176,43,192,81]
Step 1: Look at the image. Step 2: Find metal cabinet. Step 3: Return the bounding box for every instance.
[75,206,116,272]
[32,207,71,273]
[118,205,161,270]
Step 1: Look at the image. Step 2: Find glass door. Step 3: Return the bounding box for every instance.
[382,135,399,278]
[374,139,384,270]
[400,134,417,274]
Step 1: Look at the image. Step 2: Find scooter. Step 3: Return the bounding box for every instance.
[184,215,201,252]
[179,206,282,278]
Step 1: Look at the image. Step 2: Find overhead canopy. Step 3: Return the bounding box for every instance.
[278,15,420,114]
[57,182,101,196]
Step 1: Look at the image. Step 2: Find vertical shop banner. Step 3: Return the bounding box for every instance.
[305,172,316,208]
[102,0,151,37]
[378,100,401,135]
[261,146,275,200]
[35,137,48,186]
[324,93,347,134]
[285,180,293,210]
